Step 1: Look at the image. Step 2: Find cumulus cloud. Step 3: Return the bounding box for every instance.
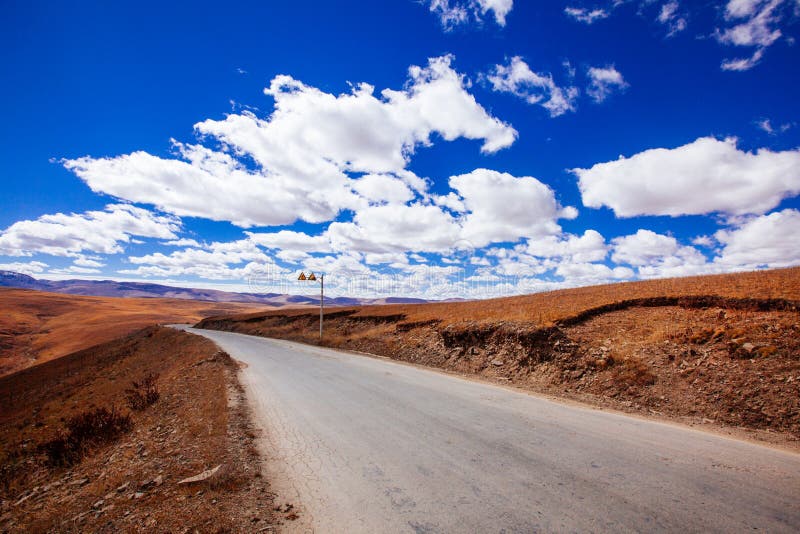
[574,136,800,217]
[564,7,609,24]
[0,204,179,257]
[611,229,710,278]
[425,0,513,29]
[586,66,628,102]
[242,168,574,257]
[326,203,462,254]
[64,56,516,228]
[714,209,800,268]
[526,230,609,263]
[450,169,574,246]
[555,262,634,283]
[351,174,415,205]
[486,57,579,117]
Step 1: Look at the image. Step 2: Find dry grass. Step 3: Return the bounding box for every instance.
[218,267,800,330]
[0,288,265,377]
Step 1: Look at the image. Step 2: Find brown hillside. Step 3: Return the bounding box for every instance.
[198,267,800,444]
[0,288,266,377]
[218,266,800,327]
[0,326,278,532]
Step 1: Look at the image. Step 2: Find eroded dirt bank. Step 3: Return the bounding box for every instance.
[198,295,800,442]
[0,326,285,532]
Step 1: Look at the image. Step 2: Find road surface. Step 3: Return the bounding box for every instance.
[174,326,800,533]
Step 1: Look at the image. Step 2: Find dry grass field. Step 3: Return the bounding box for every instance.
[225,266,800,327]
[199,267,800,443]
[0,288,266,377]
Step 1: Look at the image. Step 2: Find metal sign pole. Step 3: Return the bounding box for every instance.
[319,275,324,339]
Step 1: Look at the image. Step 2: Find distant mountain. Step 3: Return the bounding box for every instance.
[0,271,431,307]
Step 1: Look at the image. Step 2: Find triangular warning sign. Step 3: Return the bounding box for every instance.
[298,272,307,281]
[307,272,317,281]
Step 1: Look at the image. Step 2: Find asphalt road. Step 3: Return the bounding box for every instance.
[175,326,800,533]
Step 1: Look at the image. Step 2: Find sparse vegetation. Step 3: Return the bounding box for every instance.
[125,372,160,410]
[0,326,275,531]
[40,406,133,467]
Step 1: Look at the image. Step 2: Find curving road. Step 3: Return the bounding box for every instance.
[174,326,800,533]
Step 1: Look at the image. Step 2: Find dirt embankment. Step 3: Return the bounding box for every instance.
[198,295,800,442]
[0,326,287,532]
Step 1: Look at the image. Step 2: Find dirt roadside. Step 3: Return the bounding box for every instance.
[0,326,291,533]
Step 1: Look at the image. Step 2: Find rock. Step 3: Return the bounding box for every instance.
[491,359,503,366]
[92,499,104,509]
[178,464,223,485]
[116,482,130,493]
[69,478,89,487]
[133,492,144,499]
[153,475,163,486]
[741,342,755,353]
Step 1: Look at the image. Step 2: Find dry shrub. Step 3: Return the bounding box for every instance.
[611,358,656,387]
[40,406,133,467]
[125,372,160,411]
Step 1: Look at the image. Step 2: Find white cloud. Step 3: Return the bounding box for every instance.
[246,230,331,253]
[72,255,105,268]
[714,209,800,268]
[56,265,102,275]
[526,230,608,263]
[611,229,710,278]
[450,169,574,247]
[574,136,800,217]
[326,203,462,254]
[487,57,579,117]
[657,1,687,36]
[352,174,415,204]
[0,261,48,275]
[163,238,202,248]
[123,239,284,280]
[564,6,609,24]
[586,66,628,102]
[613,229,684,265]
[0,204,179,257]
[717,0,788,70]
[64,56,516,228]
[425,0,513,29]
[248,168,573,256]
[555,262,634,283]
[721,48,766,71]
[692,235,715,247]
[756,118,793,134]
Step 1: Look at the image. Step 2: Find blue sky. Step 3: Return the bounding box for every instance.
[1,0,799,298]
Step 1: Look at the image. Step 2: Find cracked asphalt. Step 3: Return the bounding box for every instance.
[174,326,800,533]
